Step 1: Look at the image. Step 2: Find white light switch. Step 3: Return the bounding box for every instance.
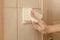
[22,8,43,24]
[22,8,32,23]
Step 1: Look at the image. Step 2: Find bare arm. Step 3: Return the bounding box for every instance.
[30,10,60,34]
[47,24,60,33]
[32,21,60,34]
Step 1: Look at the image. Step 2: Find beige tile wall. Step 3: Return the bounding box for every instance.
[3,8,17,40]
[3,0,41,40]
[18,0,40,8]
[3,0,17,40]
[53,32,60,40]
[52,20,60,24]
[52,13,60,24]
[3,0,16,7]
[51,0,60,24]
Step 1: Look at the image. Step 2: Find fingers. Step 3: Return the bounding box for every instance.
[30,10,35,17]
[30,10,38,21]
[32,22,40,29]
[32,22,48,34]
[32,22,45,31]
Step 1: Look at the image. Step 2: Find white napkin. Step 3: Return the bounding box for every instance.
[30,10,43,22]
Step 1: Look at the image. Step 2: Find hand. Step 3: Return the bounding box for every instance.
[30,10,48,34]
[30,10,60,34]
[32,22,48,34]
[30,10,38,20]
[30,10,34,18]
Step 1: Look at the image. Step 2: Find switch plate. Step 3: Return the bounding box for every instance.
[22,8,32,23]
[22,8,43,24]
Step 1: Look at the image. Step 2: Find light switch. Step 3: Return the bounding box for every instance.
[22,8,43,24]
[22,8,32,23]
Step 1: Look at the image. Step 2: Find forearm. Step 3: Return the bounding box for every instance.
[38,24,60,34]
[47,24,60,33]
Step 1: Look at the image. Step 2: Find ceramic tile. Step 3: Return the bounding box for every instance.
[3,0,16,7]
[3,8,17,40]
[18,0,40,8]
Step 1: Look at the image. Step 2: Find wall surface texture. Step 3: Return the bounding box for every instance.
[3,0,60,40]
[3,0,42,40]
[0,0,3,40]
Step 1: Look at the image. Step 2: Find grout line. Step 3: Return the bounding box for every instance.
[15,0,18,40]
[16,0,18,40]
[17,8,18,40]
[3,7,17,8]
[3,7,41,9]
[53,19,60,21]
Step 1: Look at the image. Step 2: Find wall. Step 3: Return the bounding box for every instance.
[0,0,3,40]
[50,0,60,25]
[3,1,18,40]
[3,0,42,40]
[51,0,60,40]
[46,0,60,40]
[48,0,60,25]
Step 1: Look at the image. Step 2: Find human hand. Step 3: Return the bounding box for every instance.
[32,22,48,34]
[30,10,48,34]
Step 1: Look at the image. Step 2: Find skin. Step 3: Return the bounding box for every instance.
[30,10,60,34]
